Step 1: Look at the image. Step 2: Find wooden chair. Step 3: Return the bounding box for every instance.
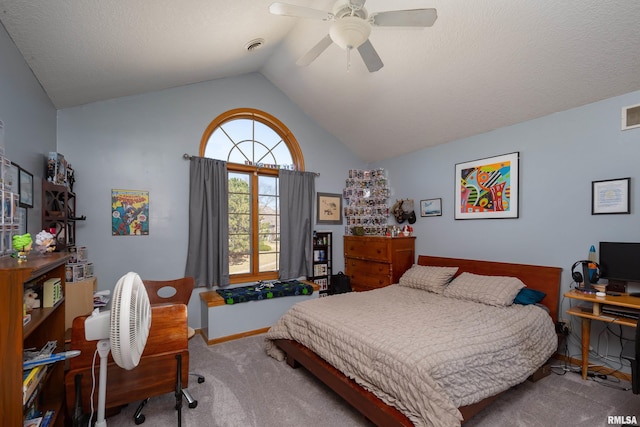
[141,277,205,404]
[622,321,639,394]
[65,304,190,424]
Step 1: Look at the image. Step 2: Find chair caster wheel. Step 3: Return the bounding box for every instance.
[189,400,198,409]
[134,414,145,425]
[197,376,205,384]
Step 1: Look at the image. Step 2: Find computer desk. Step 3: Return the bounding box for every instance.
[564,289,639,379]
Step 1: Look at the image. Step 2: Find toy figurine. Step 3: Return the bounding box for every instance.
[35,230,56,254]
[12,233,32,262]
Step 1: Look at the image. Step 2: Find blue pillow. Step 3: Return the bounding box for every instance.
[514,288,546,305]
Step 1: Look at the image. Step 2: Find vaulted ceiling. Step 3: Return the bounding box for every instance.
[2,0,640,162]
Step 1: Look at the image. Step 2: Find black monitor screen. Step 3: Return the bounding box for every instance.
[599,242,640,282]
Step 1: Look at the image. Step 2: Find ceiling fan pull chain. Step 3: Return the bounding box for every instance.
[347,47,351,72]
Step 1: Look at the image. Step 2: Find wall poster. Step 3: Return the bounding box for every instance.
[455,152,519,220]
[111,189,149,235]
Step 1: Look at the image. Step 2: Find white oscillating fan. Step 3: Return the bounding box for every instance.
[84,272,152,427]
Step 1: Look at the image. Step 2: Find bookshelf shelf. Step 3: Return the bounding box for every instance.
[310,231,332,296]
[0,252,70,427]
[23,302,64,338]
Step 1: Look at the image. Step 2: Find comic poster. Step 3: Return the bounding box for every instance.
[111,189,149,236]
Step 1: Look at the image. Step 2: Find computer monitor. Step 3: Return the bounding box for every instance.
[599,242,640,282]
[599,242,640,296]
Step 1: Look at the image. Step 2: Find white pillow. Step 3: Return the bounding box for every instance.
[398,264,459,293]
[443,272,525,306]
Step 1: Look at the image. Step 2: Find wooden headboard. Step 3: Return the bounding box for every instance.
[417,255,562,323]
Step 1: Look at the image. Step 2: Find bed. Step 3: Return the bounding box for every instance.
[264,255,561,427]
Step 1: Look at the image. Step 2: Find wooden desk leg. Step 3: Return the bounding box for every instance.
[581,318,591,380]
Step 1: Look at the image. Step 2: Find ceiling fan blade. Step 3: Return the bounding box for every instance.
[296,34,334,66]
[370,8,437,27]
[357,39,383,72]
[269,2,333,21]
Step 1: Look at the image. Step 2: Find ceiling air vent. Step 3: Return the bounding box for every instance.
[245,38,265,52]
[622,103,640,130]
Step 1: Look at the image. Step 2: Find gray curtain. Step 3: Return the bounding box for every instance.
[279,170,316,280]
[185,157,229,287]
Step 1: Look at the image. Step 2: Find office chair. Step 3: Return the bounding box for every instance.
[621,320,639,394]
[136,277,205,421]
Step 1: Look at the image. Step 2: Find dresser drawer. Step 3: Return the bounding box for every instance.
[348,270,392,291]
[345,258,392,291]
[344,237,390,262]
[345,257,391,276]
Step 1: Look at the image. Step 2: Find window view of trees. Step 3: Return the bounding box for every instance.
[200,109,303,283]
[228,173,251,270]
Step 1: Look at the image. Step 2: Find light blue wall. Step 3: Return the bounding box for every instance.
[56,73,364,327]
[0,23,57,233]
[375,90,640,291]
[374,90,640,366]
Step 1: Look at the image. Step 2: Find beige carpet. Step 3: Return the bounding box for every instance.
[101,334,638,427]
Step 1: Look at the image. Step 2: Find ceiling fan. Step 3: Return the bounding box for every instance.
[269,0,437,72]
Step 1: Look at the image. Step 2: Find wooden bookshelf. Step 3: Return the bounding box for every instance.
[0,252,70,427]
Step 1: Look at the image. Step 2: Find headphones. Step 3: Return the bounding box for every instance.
[571,260,600,283]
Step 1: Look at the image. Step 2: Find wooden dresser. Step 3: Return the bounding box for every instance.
[344,236,416,292]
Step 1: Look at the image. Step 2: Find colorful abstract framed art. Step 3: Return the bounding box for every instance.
[455,152,519,220]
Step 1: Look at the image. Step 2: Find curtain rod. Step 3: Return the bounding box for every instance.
[182,154,319,176]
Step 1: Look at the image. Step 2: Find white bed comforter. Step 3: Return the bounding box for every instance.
[265,285,557,427]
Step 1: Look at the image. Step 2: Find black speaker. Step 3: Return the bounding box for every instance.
[571,260,600,284]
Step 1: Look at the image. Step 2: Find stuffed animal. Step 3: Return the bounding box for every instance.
[24,289,40,311]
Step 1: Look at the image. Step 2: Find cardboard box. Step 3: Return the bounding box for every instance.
[76,246,88,262]
[65,263,85,282]
[84,262,94,278]
[46,152,66,185]
[65,276,97,329]
[67,246,77,263]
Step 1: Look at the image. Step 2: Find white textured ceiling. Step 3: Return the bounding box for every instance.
[2,0,640,162]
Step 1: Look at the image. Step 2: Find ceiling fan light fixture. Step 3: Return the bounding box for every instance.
[329,16,371,50]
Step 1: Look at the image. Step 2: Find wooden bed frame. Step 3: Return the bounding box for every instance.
[273,255,562,426]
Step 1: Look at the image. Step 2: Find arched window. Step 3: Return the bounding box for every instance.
[200,108,304,283]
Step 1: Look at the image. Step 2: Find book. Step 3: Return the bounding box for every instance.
[23,313,31,326]
[23,416,43,427]
[42,278,62,308]
[40,410,54,427]
[23,366,42,391]
[23,365,47,405]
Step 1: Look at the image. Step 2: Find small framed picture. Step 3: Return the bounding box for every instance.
[420,198,442,217]
[592,177,630,215]
[316,192,342,225]
[18,167,34,208]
